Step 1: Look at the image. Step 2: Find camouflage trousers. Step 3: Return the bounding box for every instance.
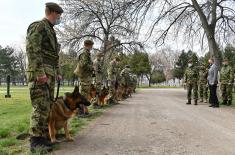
[220,83,233,101]
[107,80,116,100]
[29,75,55,138]
[92,74,102,105]
[79,77,92,99]
[198,82,208,101]
[187,82,198,100]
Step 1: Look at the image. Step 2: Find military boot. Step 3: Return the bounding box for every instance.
[30,136,53,153]
[186,100,191,105]
[194,100,198,105]
[227,100,232,106]
[199,98,203,102]
[221,100,227,105]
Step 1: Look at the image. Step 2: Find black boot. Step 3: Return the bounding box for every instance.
[221,100,227,105]
[227,100,232,106]
[194,100,198,105]
[186,100,191,105]
[30,136,53,153]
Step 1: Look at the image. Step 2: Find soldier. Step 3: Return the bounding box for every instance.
[220,58,234,106]
[107,56,120,104]
[76,40,94,115]
[198,63,208,103]
[26,2,63,153]
[92,52,104,108]
[184,59,199,105]
[120,65,131,98]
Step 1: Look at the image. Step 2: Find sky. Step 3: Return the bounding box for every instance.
[0,0,205,56]
[0,0,59,49]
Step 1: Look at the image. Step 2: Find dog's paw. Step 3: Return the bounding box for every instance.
[66,137,74,142]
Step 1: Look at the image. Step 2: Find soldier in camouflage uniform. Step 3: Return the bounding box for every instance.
[26,2,63,153]
[77,40,94,114]
[220,58,234,106]
[92,52,104,108]
[184,59,199,105]
[107,56,120,104]
[120,65,131,98]
[198,63,208,103]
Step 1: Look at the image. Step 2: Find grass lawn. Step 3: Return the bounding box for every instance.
[0,86,108,155]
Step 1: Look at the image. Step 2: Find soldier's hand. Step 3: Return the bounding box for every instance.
[57,75,62,81]
[36,75,48,84]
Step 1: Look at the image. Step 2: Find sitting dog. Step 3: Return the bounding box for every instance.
[48,86,91,143]
[99,86,109,106]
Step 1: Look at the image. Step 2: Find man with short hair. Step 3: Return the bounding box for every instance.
[77,40,94,115]
[184,59,199,105]
[26,2,63,153]
[107,56,120,104]
[220,58,234,106]
[120,65,131,98]
[198,62,208,103]
[92,52,104,108]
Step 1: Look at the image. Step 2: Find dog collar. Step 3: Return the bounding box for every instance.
[63,100,72,111]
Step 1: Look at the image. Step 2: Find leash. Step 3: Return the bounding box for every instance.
[45,79,61,102]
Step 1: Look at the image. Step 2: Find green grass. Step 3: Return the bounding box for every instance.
[0,86,110,154]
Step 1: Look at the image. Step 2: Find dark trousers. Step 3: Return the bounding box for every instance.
[209,84,219,106]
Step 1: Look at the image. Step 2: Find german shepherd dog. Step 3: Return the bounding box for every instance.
[99,86,109,106]
[48,86,91,143]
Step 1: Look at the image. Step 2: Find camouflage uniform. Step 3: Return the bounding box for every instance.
[120,67,131,97]
[198,66,208,102]
[92,53,103,105]
[78,48,93,100]
[26,18,61,138]
[107,59,118,102]
[220,64,234,105]
[184,65,199,104]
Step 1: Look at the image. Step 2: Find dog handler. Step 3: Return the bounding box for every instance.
[26,2,63,153]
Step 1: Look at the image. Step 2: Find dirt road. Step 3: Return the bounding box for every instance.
[55,89,235,155]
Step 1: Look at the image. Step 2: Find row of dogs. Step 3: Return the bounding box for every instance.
[48,84,135,143]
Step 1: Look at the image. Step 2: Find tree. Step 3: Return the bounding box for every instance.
[129,50,151,86]
[145,0,235,67]
[151,70,166,84]
[59,0,143,54]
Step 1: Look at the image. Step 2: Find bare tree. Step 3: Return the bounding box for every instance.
[58,0,149,55]
[144,0,235,67]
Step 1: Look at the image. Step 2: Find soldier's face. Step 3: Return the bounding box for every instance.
[223,61,228,65]
[50,12,62,25]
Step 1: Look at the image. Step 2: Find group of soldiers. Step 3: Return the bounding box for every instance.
[75,40,137,113]
[25,2,137,153]
[184,58,234,106]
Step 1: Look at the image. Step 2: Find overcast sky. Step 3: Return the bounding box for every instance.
[0,0,206,56]
[0,0,59,48]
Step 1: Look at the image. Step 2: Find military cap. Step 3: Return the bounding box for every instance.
[46,2,63,14]
[223,58,228,62]
[188,59,193,63]
[114,56,120,61]
[84,40,94,45]
[96,52,104,57]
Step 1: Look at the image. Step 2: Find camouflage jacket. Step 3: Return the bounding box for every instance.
[184,66,199,84]
[120,68,131,85]
[78,48,93,78]
[107,60,118,81]
[93,58,102,75]
[26,18,60,82]
[198,67,208,83]
[220,65,234,84]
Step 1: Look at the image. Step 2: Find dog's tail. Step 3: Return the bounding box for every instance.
[16,133,30,140]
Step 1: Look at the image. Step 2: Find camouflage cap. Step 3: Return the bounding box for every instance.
[46,2,63,14]
[84,40,94,46]
[96,52,104,57]
[114,56,120,61]
[223,58,228,62]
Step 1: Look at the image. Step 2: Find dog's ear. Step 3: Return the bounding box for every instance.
[73,86,79,94]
